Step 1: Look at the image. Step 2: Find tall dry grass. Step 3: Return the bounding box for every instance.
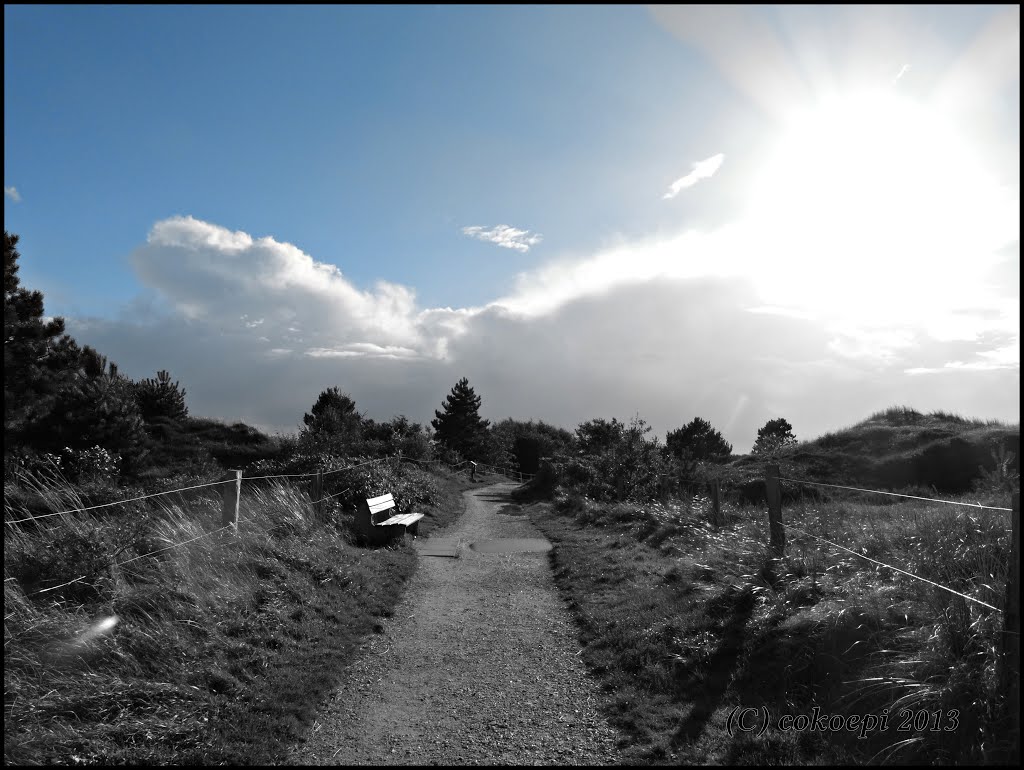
[533,482,1017,764]
[4,462,456,764]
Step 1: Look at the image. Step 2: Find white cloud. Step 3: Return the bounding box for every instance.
[826,328,916,362]
[65,214,1018,453]
[745,305,817,321]
[462,224,543,252]
[131,215,441,355]
[4,186,21,202]
[306,343,421,360]
[905,340,1020,374]
[663,153,725,199]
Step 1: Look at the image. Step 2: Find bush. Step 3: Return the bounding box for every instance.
[322,458,440,517]
[560,416,669,502]
[58,445,121,482]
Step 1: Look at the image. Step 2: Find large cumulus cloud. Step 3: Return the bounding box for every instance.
[69,216,1019,452]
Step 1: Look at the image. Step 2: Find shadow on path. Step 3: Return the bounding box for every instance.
[473,489,515,504]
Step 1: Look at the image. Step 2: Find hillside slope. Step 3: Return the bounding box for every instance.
[730,406,1018,497]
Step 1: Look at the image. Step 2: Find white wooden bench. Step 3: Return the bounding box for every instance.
[355,492,424,546]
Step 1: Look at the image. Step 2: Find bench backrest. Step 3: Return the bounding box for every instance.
[365,493,396,524]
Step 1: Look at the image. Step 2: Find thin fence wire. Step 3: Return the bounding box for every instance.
[785,522,1003,613]
[6,455,390,527]
[242,471,317,481]
[778,475,1012,511]
[8,451,496,603]
[311,487,351,505]
[666,473,1012,513]
[25,525,236,599]
[321,457,389,477]
[657,471,1014,614]
[473,461,533,481]
[10,448,1011,614]
[4,478,237,526]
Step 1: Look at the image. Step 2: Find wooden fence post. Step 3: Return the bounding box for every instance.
[766,464,784,557]
[222,469,241,532]
[1001,492,1020,738]
[711,480,721,528]
[310,468,324,518]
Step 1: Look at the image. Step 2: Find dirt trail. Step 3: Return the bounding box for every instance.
[286,483,623,766]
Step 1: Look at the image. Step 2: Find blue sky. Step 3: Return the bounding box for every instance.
[4,5,1019,451]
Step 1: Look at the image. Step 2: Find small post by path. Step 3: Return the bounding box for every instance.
[766,463,784,557]
[222,469,241,532]
[470,461,477,482]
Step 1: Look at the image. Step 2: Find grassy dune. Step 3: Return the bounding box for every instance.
[730,406,1020,498]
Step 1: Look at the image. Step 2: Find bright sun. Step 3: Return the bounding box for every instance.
[741,86,1017,327]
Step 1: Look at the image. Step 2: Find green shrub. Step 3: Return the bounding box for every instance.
[58,445,121,482]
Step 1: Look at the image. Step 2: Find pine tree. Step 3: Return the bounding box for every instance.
[44,368,149,467]
[431,377,490,459]
[752,417,797,455]
[303,387,362,438]
[135,369,189,422]
[666,417,733,464]
[4,231,84,443]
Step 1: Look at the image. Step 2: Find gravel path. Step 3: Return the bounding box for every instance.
[286,483,623,766]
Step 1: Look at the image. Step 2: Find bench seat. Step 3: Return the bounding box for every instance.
[356,492,423,546]
[377,511,425,528]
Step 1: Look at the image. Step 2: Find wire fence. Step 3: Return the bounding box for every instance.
[4,453,414,600]
[25,524,237,600]
[3,457,398,529]
[667,463,1018,625]
[4,478,239,526]
[7,449,1015,624]
[672,471,1011,512]
[776,475,1012,512]
[4,450,488,598]
[5,446,1018,700]
[784,522,1003,613]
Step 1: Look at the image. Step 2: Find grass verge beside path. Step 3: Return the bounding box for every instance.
[529,492,1017,765]
[4,467,470,765]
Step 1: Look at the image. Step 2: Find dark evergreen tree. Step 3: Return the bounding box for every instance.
[302,387,362,439]
[134,369,189,423]
[752,417,798,455]
[4,231,78,443]
[5,232,160,473]
[42,367,149,468]
[431,377,490,459]
[665,417,733,464]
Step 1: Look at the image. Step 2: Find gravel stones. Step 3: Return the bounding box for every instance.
[285,483,623,766]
